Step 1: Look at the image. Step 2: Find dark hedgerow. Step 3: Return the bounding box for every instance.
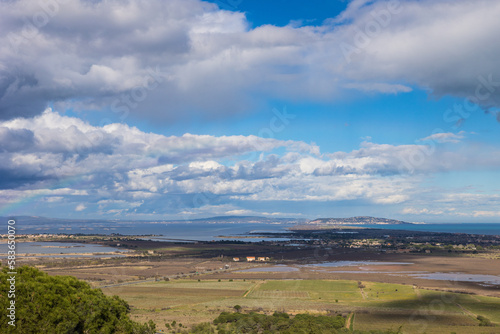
[212,311,345,334]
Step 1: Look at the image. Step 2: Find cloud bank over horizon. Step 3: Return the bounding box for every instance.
[1,109,498,220]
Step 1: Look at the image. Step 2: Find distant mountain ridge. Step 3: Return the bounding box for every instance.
[308,216,411,225]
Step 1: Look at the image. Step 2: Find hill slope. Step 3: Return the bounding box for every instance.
[308,216,411,225]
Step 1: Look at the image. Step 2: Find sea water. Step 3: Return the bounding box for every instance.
[351,223,500,235]
[12,221,500,241]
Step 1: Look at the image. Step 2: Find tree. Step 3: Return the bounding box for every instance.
[213,311,345,333]
[0,266,156,333]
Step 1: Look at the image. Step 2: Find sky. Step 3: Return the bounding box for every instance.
[1,0,500,223]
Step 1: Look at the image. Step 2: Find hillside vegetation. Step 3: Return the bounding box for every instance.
[0,266,155,333]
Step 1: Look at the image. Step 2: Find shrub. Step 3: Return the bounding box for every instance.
[477,315,493,326]
[0,266,155,334]
[213,311,345,332]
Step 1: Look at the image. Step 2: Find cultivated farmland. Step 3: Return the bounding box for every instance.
[102,279,500,333]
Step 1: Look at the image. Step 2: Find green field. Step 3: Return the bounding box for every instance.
[102,280,254,308]
[102,279,500,333]
[251,279,361,301]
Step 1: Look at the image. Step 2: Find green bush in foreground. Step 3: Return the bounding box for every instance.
[185,311,403,334]
[211,311,345,334]
[477,315,493,326]
[0,266,155,334]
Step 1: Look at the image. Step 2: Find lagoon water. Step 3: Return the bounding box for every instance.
[303,261,413,268]
[236,263,500,286]
[408,272,500,285]
[0,242,128,258]
[237,265,300,273]
[12,220,500,241]
[16,221,299,241]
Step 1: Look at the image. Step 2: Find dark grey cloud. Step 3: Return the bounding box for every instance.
[0,166,49,189]
[336,0,500,116]
[0,0,251,120]
[2,0,499,122]
[234,155,292,180]
[0,127,35,152]
[168,164,229,181]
